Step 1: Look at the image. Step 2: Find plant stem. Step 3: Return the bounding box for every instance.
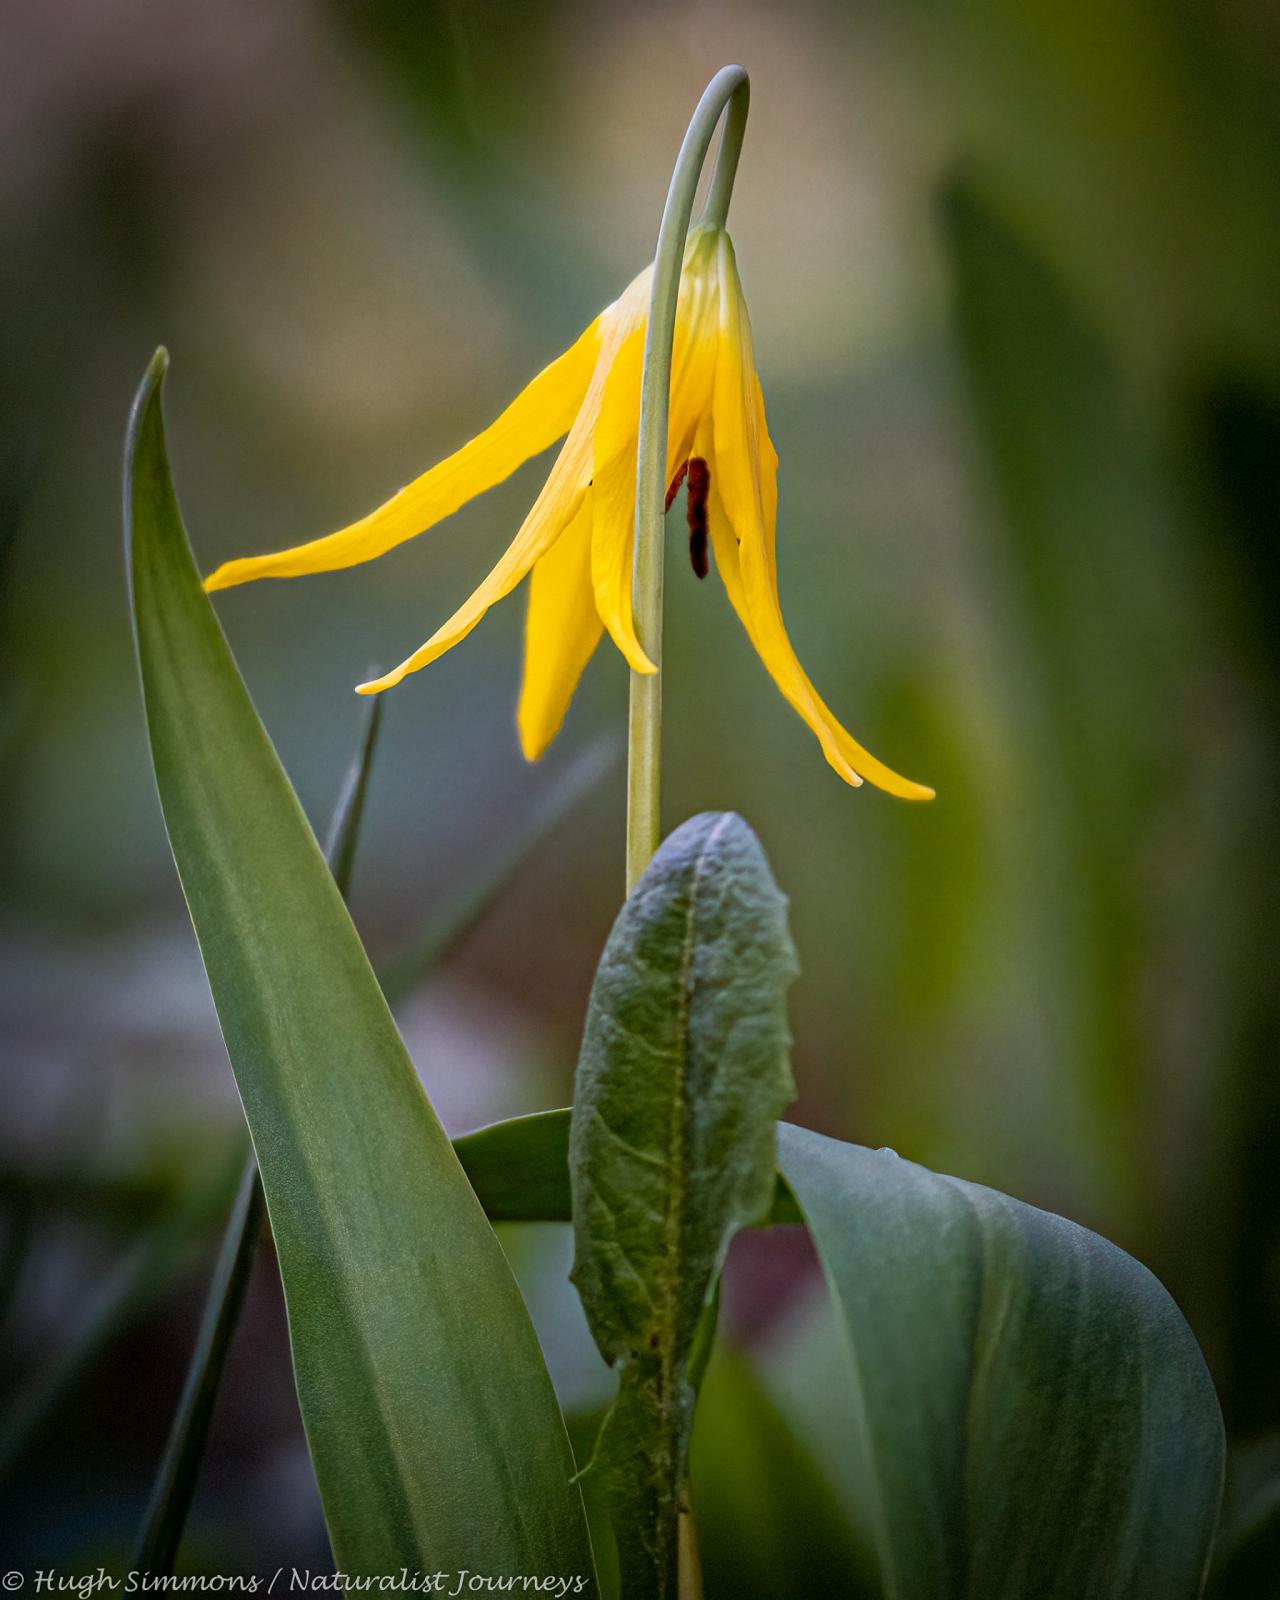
[625,64,750,894]
[131,696,383,1574]
[678,1492,706,1600]
[622,64,749,1600]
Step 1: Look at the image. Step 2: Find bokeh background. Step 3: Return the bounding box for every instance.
[3,0,1278,1589]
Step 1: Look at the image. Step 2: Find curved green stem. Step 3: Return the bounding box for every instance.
[626,65,750,894]
[702,78,750,231]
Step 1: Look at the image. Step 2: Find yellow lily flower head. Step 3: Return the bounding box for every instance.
[204,225,933,800]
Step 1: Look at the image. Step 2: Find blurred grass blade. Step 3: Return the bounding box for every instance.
[133,693,383,1574]
[452,1109,802,1226]
[777,1123,1224,1600]
[0,434,40,766]
[0,433,39,607]
[132,1153,264,1571]
[379,738,616,1007]
[323,693,384,896]
[0,1205,35,1336]
[570,813,798,1599]
[939,173,1189,1211]
[0,1146,241,1482]
[125,349,595,1579]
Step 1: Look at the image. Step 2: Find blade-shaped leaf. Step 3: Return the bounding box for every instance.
[135,696,384,1576]
[777,1122,1224,1600]
[453,1109,801,1226]
[125,350,596,1583]
[570,812,798,1599]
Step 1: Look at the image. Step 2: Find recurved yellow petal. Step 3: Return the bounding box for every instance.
[590,323,655,675]
[710,235,934,801]
[359,278,636,695]
[204,314,604,592]
[517,497,603,760]
[357,476,588,696]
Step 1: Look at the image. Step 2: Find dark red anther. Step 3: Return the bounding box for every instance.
[686,457,710,579]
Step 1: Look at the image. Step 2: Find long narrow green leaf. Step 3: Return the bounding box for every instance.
[777,1123,1224,1600]
[570,812,798,1600]
[134,695,385,1575]
[125,349,596,1581]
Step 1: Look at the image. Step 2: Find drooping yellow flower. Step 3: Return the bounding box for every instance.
[205,226,933,800]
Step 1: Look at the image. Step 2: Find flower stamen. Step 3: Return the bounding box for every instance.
[686,457,710,579]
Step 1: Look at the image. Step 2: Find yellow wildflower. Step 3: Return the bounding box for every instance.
[205,226,932,799]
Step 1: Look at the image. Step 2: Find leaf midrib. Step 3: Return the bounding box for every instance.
[658,815,732,1496]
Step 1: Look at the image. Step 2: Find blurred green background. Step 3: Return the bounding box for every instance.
[2,0,1278,1588]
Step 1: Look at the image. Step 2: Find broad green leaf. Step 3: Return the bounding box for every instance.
[777,1123,1224,1600]
[125,350,596,1583]
[453,1109,801,1226]
[570,812,798,1599]
[456,1110,582,1223]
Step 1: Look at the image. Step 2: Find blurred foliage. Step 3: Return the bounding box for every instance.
[691,1342,875,1600]
[2,0,1279,1576]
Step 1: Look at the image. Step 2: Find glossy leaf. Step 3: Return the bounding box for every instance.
[125,350,596,1583]
[778,1123,1224,1600]
[570,812,797,1598]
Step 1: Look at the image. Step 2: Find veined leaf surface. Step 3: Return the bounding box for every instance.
[570,812,797,1598]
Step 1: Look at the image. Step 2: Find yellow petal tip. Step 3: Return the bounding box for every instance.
[866,775,936,802]
[615,639,658,675]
